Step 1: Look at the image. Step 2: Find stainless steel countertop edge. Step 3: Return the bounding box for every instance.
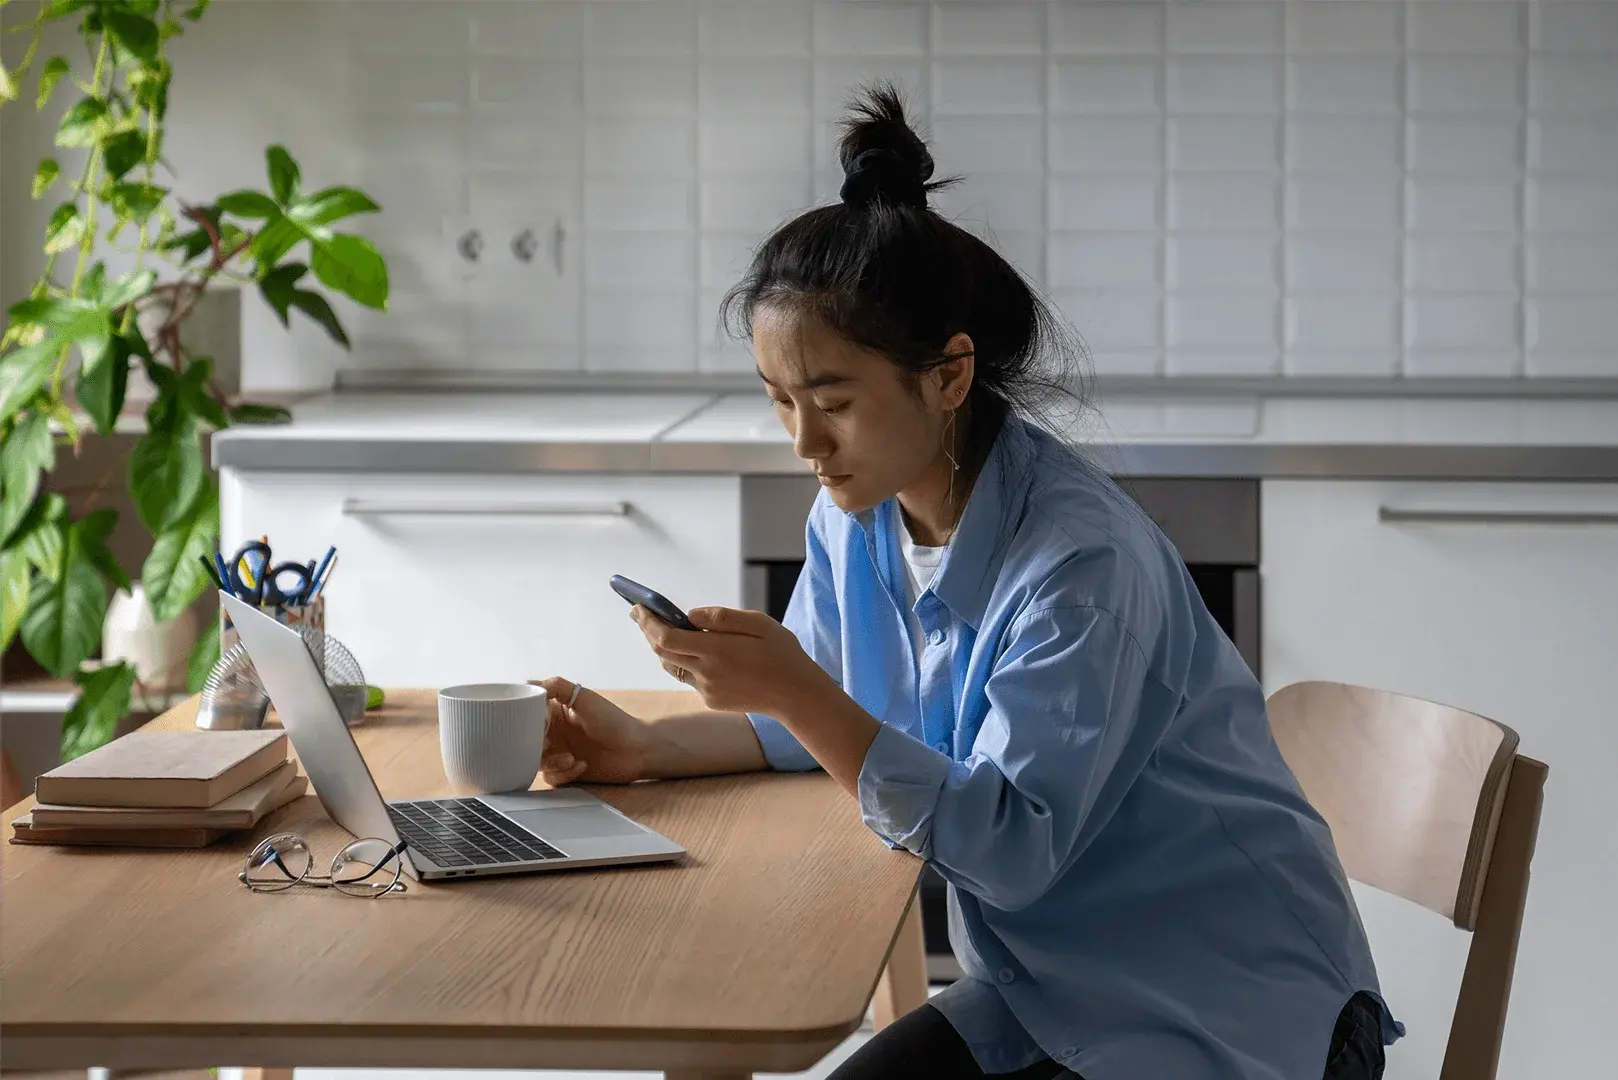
[211,437,1618,481]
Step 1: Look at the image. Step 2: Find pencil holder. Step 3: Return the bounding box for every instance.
[219,595,326,664]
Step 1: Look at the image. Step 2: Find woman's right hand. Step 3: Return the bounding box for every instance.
[532,677,654,786]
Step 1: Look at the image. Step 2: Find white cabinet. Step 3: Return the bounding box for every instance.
[1262,480,1618,1080]
[219,471,741,691]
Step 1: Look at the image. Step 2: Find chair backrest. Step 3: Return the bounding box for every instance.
[1266,680,1548,1080]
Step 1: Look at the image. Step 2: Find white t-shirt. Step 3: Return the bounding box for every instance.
[899,526,947,661]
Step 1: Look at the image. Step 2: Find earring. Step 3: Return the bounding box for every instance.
[943,409,960,473]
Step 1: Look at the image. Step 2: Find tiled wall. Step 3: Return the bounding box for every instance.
[341,1,1618,381]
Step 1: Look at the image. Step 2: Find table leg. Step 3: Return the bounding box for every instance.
[872,891,928,1031]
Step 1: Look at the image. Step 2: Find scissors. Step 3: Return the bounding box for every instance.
[228,540,316,607]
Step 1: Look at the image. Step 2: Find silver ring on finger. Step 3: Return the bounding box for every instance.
[567,683,584,709]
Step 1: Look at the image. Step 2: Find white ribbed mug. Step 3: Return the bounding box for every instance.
[437,683,548,794]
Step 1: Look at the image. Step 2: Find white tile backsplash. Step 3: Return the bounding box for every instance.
[1288,2,1402,56]
[1533,2,1618,53]
[933,58,1045,113]
[1287,234,1402,292]
[1288,57,1403,114]
[1169,173,1281,229]
[1409,2,1525,55]
[585,57,696,114]
[329,0,1611,385]
[1050,175,1161,230]
[1050,57,1162,113]
[1169,117,1280,171]
[1287,117,1402,172]
[1166,1,1283,55]
[1052,117,1165,172]
[1051,232,1161,290]
[1051,1,1164,56]
[586,0,697,55]
[1168,56,1284,114]
[1169,232,1278,291]
[934,1,1045,55]
[813,1,928,56]
[1407,233,1522,293]
[700,0,813,56]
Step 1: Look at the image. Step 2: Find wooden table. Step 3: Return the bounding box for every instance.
[1,690,929,1079]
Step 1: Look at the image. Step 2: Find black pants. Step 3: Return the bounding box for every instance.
[830,990,1387,1080]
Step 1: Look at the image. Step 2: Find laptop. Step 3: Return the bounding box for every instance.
[219,592,685,881]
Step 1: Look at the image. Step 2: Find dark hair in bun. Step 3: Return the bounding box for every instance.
[720,81,1088,464]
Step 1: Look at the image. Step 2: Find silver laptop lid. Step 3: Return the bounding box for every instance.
[218,592,412,874]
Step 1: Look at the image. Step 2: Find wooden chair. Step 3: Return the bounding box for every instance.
[1266,681,1548,1080]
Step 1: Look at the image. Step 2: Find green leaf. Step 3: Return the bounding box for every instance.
[186,617,221,693]
[250,216,303,269]
[101,129,147,180]
[312,234,388,310]
[130,415,204,532]
[0,412,55,545]
[0,340,61,422]
[128,63,170,120]
[112,181,168,222]
[0,62,16,105]
[290,187,379,229]
[257,262,306,325]
[55,97,109,148]
[102,268,157,312]
[60,662,137,762]
[21,532,107,678]
[36,57,69,110]
[216,189,279,220]
[229,402,293,425]
[44,202,84,253]
[1,547,30,652]
[290,289,351,349]
[83,262,107,302]
[142,480,216,622]
[74,507,131,593]
[31,159,61,199]
[75,332,132,436]
[105,9,161,62]
[42,1,90,19]
[185,0,213,21]
[266,145,300,206]
[178,356,229,429]
[165,228,213,263]
[17,494,69,581]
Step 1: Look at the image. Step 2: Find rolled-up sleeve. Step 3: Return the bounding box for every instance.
[747,511,839,772]
[857,604,1155,912]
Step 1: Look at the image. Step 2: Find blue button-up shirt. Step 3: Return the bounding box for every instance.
[748,415,1401,1080]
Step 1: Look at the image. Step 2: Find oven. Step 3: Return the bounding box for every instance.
[741,475,1260,983]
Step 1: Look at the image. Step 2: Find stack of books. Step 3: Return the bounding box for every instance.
[10,729,305,849]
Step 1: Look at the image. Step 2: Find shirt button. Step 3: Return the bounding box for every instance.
[927,628,945,646]
[933,741,950,754]
[1060,1047,1078,1059]
[997,967,1015,985]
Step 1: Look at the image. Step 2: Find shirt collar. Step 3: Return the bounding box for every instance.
[852,414,1039,631]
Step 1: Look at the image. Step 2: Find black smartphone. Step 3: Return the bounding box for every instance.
[609,575,699,631]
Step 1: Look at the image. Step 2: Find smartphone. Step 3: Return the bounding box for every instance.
[609,575,699,631]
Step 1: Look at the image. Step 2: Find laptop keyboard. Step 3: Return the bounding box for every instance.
[387,798,567,868]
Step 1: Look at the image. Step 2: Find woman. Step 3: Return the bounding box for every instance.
[536,86,1400,1080]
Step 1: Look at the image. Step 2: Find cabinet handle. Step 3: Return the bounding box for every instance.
[341,498,631,518]
[1378,507,1618,527]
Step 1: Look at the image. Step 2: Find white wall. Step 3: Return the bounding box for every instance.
[4,1,1617,390]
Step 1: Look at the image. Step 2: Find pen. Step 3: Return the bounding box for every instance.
[213,553,234,596]
[302,545,336,605]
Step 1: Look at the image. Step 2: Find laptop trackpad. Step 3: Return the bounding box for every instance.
[504,806,647,842]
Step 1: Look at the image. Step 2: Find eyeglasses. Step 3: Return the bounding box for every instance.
[239,833,409,897]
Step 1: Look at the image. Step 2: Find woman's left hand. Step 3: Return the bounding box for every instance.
[630,605,829,716]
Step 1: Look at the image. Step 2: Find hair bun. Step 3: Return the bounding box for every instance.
[837,82,935,211]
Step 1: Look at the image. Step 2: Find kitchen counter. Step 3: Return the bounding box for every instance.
[211,391,1618,480]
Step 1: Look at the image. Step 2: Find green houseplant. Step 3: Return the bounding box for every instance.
[0,0,389,758]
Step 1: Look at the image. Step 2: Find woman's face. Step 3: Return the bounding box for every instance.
[753,307,970,516]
